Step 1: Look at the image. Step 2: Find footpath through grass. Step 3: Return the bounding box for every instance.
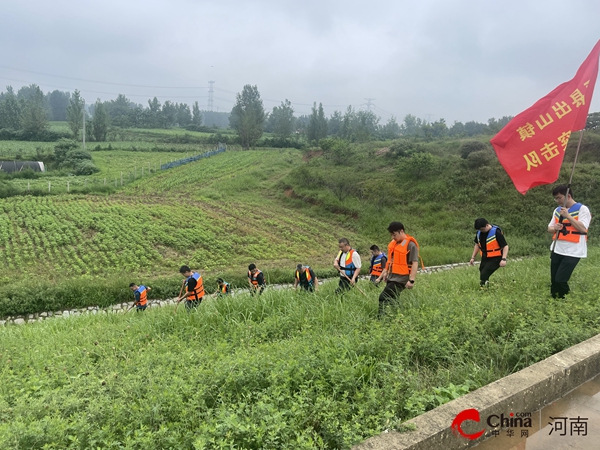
[1,250,599,449]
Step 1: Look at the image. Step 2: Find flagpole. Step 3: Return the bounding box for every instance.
[551,129,585,253]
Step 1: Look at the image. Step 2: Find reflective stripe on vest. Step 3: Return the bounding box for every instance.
[135,285,148,306]
[186,272,205,301]
[477,225,502,258]
[295,267,313,284]
[220,282,229,294]
[249,269,263,286]
[370,253,386,276]
[337,249,357,278]
[553,203,588,243]
[386,236,418,276]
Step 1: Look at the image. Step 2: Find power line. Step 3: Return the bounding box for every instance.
[0,76,208,100]
[0,64,208,89]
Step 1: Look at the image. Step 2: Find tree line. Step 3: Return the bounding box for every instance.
[0,85,229,142]
[2,84,599,149]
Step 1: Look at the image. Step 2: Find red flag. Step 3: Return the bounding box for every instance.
[490,40,600,194]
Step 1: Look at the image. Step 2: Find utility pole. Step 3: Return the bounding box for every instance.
[364,98,375,111]
[82,107,86,150]
[208,80,215,111]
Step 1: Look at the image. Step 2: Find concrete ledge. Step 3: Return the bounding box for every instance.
[353,332,600,450]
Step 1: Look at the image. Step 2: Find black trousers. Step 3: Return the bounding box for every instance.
[335,277,352,294]
[250,285,265,296]
[479,257,502,285]
[185,298,202,311]
[378,281,406,317]
[299,283,315,292]
[550,252,580,298]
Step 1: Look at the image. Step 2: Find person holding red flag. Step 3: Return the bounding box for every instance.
[548,185,591,299]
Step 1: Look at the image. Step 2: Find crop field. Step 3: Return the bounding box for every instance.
[1,252,599,449]
[0,149,359,291]
[0,141,56,159]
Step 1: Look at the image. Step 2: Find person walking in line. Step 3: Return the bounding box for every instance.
[469,218,509,288]
[368,245,387,285]
[294,264,318,292]
[176,265,205,310]
[376,222,419,317]
[248,264,266,296]
[129,283,151,312]
[548,185,591,298]
[333,238,361,294]
[215,278,230,297]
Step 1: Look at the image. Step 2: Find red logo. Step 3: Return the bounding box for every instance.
[452,408,485,440]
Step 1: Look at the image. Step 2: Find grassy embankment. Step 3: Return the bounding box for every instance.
[0,128,599,316]
[1,251,599,449]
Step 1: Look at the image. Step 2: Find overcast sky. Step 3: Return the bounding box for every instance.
[1,0,599,124]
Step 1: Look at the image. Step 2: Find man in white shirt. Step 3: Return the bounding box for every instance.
[333,238,362,294]
[547,185,591,299]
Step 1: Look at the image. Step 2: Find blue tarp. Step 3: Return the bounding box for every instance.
[160,144,226,170]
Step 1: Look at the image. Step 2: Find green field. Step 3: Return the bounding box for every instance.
[1,252,599,449]
[1,125,600,449]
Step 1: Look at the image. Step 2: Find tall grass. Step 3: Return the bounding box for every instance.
[1,250,599,449]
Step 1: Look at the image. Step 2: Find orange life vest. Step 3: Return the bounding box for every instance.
[553,203,588,243]
[134,285,148,306]
[295,267,313,284]
[370,253,386,276]
[248,269,264,287]
[477,225,502,258]
[337,249,357,277]
[386,235,419,276]
[186,272,205,301]
[219,282,230,294]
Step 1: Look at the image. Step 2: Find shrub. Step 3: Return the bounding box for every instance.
[460,140,487,159]
[73,160,100,175]
[464,150,494,169]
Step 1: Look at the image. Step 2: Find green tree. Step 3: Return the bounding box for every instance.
[105,94,134,127]
[161,100,177,128]
[341,106,356,140]
[177,103,192,127]
[320,137,352,165]
[191,101,203,129]
[587,112,600,130]
[431,118,448,139]
[271,99,295,141]
[380,116,400,140]
[398,152,439,179]
[47,90,70,121]
[400,114,423,136]
[354,110,379,142]
[229,85,265,149]
[0,86,22,130]
[146,97,161,128]
[92,100,109,142]
[21,84,48,137]
[307,102,328,144]
[66,89,85,138]
[328,110,343,136]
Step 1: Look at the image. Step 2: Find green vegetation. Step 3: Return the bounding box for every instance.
[0,149,359,316]
[281,132,600,265]
[0,118,599,448]
[1,252,599,449]
[1,127,600,316]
